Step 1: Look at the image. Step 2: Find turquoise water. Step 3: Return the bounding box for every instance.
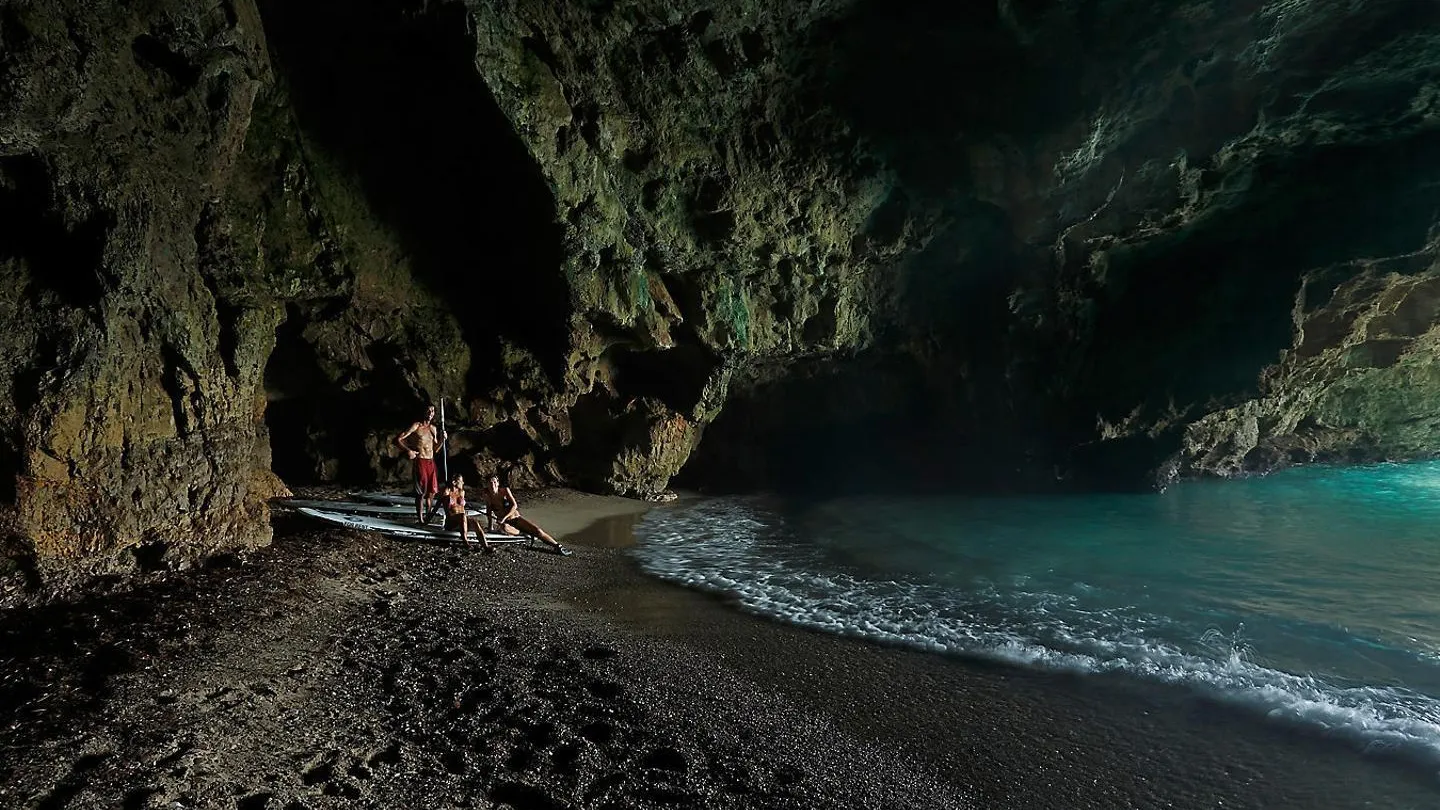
[630,460,1440,764]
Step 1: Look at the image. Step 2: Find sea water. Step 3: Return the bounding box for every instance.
[630,460,1440,765]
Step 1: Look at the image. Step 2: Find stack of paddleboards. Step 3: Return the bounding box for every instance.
[278,492,532,545]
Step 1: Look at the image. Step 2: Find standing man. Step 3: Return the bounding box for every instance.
[396,404,445,523]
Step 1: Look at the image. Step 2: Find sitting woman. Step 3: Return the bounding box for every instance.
[482,473,571,556]
[442,474,494,553]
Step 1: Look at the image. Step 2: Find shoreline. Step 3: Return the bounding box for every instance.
[557,497,1440,808]
[0,488,1436,808]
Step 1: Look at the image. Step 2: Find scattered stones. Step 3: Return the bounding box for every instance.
[0,525,970,809]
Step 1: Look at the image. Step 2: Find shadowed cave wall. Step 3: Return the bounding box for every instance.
[255,0,567,486]
[673,0,1440,493]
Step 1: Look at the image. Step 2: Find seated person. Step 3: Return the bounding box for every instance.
[441,474,494,554]
[481,473,571,556]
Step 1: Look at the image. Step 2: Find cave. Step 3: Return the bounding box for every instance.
[255,0,570,393]
[675,351,1003,497]
[1071,130,1440,436]
[262,308,326,485]
[262,306,379,486]
[605,344,718,414]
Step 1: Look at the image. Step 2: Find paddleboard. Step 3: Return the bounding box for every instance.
[297,507,530,545]
[276,498,483,519]
[354,492,431,506]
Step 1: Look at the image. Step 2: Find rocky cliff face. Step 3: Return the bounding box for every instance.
[4,0,1440,586]
[0,0,479,589]
[467,0,1440,491]
[0,0,285,589]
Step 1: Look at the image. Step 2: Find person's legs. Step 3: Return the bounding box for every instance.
[445,512,467,541]
[417,460,439,523]
[508,516,569,554]
[470,516,495,553]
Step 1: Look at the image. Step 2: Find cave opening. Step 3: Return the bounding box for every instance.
[263,306,377,486]
[1075,132,1440,435]
[605,344,718,415]
[675,352,966,496]
[255,0,570,392]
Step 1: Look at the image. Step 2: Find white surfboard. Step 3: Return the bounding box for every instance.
[297,507,530,544]
[354,492,434,507]
[276,498,483,519]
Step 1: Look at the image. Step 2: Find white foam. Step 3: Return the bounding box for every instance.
[631,497,1440,766]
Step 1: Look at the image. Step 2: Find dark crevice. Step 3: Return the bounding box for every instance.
[522,32,563,76]
[641,179,665,211]
[214,300,244,378]
[606,344,718,414]
[0,438,17,506]
[131,33,200,92]
[158,344,193,438]
[194,213,245,378]
[737,29,769,66]
[689,175,734,244]
[641,24,689,71]
[863,188,910,246]
[263,306,378,486]
[257,0,570,392]
[1,9,34,52]
[559,389,627,487]
[703,39,737,77]
[131,541,168,572]
[687,10,715,37]
[623,147,655,174]
[469,421,534,463]
[0,155,108,312]
[573,101,602,151]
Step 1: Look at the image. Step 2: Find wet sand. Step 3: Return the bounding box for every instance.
[1,489,1437,809]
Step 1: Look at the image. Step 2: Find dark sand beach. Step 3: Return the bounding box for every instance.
[2,490,1438,809]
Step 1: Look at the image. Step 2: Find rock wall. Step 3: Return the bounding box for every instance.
[991,0,1440,486]
[0,0,284,588]
[463,0,1440,491]
[0,0,476,589]
[460,0,910,494]
[1180,240,1440,478]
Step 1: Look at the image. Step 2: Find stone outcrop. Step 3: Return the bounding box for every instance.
[6,0,1440,586]
[989,0,1440,486]
[0,0,473,589]
[0,0,285,588]
[1179,241,1440,479]
[467,0,1440,491]
[460,0,906,494]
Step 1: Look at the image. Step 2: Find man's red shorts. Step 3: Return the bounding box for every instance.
[413,458,439,497]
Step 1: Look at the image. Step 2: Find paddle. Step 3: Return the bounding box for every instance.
[439,398,449,484]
